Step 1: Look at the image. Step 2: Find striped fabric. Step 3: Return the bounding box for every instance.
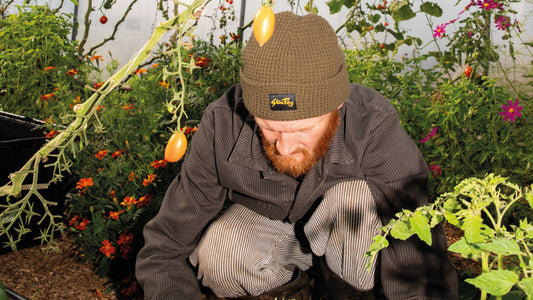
[190,204,313,297]
[305,180,381,291]
[190,180,380,297]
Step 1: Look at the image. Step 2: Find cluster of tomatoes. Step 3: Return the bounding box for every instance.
[376,0,388,10]
[219,0,233,10]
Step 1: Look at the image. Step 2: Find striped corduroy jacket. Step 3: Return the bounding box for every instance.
[136,83,458,299]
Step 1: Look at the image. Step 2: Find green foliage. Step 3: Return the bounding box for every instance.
[66,68,177,296]
[345,46,532,198]
[0,5,90,119]
[366,174,533,299]
[0,282,7,300]
[64,40,241,297]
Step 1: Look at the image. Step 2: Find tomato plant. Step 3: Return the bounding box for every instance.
[464,66,472,78]
[164,132,187,162]
[253,6,275,47]
[99,15,108,24]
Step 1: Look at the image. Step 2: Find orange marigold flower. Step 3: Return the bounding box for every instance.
[151,159,167,169]
[75,218,90,231]
[40,93,56,101]
[122,103,135,110]
[112,150,123,158]
[137,194,152,208]
[76,177,94,189]
[66,69,78,76]
[108,210,124,220]
[94,82,104,89]
[45,130,59,139]
[128,171,136,182]
[93,105,104,112]
[135,68,147,75]
[157,81,169,89]
[69,216,80,226]
[194,56,211,68]
[120,196,137,210]
[44,66,56,71]
[143,174,157,186]
[94,150,108,159]
[91,55,103,61]
[117,231,133,246]
[99,240,115,258]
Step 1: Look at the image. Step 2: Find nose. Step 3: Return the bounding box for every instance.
[275,133,297,156]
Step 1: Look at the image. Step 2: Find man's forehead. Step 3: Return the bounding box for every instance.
[254,114,328,131]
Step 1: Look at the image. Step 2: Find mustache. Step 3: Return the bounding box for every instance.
[259,110,340,178]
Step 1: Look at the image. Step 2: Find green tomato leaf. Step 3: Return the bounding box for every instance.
[410,210,432,245]
[365,235,389,271]
[477,238,521,256]
[420,2,443,17]
[465,270,518,296]
[0,282,7,300]
[444,211,460,227]
[390,220,414,240]
[326,0,355,14]
[463,214,485,243]
[389,1,416,22]
[448,237,481,258]
[518,277,533,300]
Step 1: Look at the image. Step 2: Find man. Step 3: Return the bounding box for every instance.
[136,11,458,299]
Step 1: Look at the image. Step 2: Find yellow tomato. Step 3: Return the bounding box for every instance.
[164,132,187,162]
[253,6,275,47]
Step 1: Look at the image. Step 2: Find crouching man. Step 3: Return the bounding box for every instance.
[136,11,458,300]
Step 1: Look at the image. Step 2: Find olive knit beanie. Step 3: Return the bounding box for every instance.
[240,11,350,121]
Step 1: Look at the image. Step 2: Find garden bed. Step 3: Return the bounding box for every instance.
[0,223,480,299]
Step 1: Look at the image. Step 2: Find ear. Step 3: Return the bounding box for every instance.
[337,103,344,109]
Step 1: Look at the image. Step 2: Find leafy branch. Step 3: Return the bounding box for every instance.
[0,0,208,252]
[366,174,533,299]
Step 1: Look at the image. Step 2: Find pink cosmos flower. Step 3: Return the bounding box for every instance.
[419,126,438,143]
[499,99,523,122]
[433,24,446,38]
[429,165,442,178]
[495,15,510,30]
[476,0,500,10]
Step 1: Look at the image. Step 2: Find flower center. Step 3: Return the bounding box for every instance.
[509,108,514,113]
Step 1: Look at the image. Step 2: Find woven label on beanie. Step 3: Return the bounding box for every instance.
[269,93,297,111]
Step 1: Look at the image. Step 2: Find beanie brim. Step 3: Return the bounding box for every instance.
[241,62,351,121]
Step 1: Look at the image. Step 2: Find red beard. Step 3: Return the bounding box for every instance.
[261,111,340,178]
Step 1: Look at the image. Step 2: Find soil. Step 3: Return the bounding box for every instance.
[0,223,480,299]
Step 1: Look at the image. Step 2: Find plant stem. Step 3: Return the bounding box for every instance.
[480,251,489,300]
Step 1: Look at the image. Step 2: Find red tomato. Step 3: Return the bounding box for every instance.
[253,6,275,47]
[164,132,187,162]
[99,16,108,24]
[464,66,472,78]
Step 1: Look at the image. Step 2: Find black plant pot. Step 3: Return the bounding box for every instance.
[0,111,71,254]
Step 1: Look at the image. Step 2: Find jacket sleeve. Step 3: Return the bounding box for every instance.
[362,106,458,299]
[135,106,227,299]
